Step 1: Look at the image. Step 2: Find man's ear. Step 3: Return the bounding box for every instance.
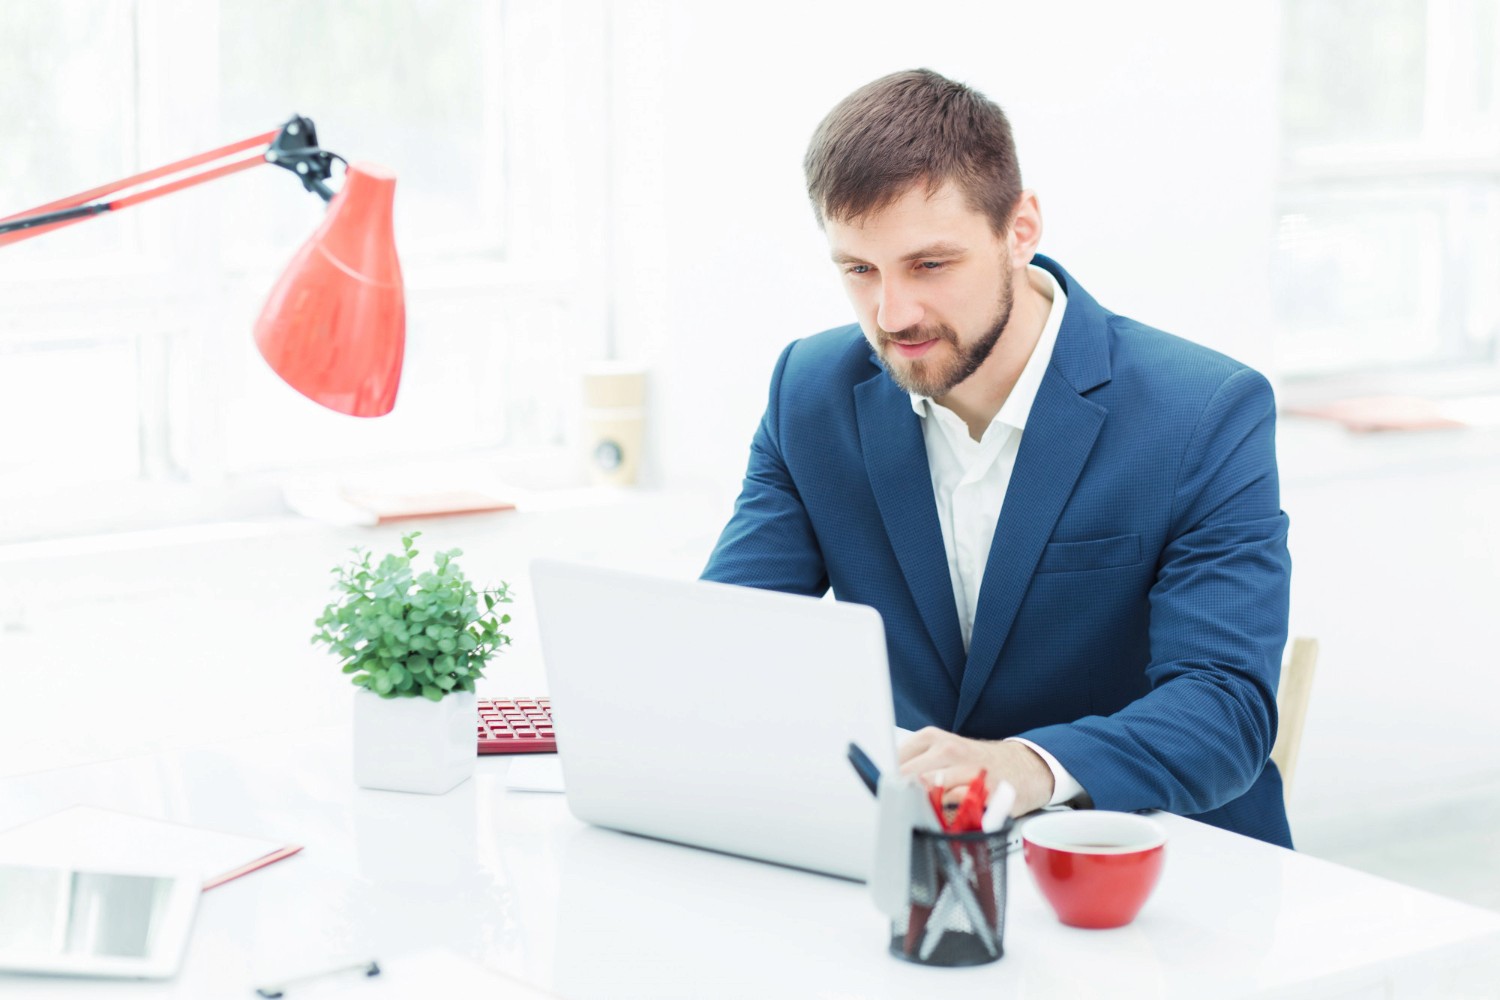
[1007,190,1043,267]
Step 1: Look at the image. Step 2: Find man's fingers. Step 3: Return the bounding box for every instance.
[897,746,952,779]
[895,726,944,765]
[898,752,981,793]
[897,728,993,805]
[900,730,977,775]
[898,727,965,768]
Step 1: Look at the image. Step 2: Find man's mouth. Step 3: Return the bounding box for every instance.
[888,339,938,360]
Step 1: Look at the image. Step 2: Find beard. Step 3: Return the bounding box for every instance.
[876,266,1015,399]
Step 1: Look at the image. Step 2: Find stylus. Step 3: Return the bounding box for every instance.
[846,741,881,796]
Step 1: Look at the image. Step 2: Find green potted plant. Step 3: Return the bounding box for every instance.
[313,531,512,793]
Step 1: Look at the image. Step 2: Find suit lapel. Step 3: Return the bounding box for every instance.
[952,255,1113,731]
[855,369,966,691]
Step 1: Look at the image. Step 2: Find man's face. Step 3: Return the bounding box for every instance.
[826,181,1014,399]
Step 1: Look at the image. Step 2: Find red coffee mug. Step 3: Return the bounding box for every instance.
[1022,811,1166,929]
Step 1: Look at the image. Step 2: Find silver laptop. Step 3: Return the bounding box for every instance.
[530,559,898,881]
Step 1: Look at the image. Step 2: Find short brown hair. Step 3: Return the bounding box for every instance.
[804,69,1022,235]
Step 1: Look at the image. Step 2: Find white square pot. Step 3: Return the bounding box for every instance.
[352,688,477,794]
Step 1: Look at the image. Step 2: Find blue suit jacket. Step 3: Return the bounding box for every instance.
[703,255,1294,847]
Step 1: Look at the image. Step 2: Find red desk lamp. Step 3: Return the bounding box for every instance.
[0,116,404,417]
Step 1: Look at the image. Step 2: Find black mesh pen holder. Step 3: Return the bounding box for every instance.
[888,821,1011,967]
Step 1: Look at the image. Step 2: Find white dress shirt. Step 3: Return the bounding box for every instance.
[910,264,1084,806]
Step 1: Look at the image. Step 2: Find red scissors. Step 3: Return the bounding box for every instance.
[925,770,989,832]
[951,770,988,832]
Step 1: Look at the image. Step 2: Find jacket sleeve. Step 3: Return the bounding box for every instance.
[701,341,830,597]
[1018,367,1292,816]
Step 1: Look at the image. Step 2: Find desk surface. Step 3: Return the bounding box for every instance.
[1,726,1497,1000]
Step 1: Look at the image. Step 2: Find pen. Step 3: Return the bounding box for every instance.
[981,780,1016,833]
[846,742,881,796]
[926,836,997,958]
[944,772,999,931]
[254,959,381,998]
[904,836,940,957]
[919,880,959,961]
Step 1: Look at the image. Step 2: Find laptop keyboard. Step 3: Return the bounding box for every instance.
[477,697,556,754]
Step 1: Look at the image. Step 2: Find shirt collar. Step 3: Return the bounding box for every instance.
[909,263,1069,432]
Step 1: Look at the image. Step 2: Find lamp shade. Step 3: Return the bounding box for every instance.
[254,162,404,417]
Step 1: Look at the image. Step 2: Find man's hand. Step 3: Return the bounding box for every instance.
[897,727,1055,816]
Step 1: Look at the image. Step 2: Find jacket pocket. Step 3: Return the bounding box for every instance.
[1036,533,1142,573]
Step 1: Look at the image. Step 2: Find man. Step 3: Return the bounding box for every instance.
[702,69,1293,847]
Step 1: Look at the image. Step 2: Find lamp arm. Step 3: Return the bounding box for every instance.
[0,115,344,247]
[0,202,113,236]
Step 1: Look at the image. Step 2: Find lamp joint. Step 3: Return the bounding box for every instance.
[265,114,343,202]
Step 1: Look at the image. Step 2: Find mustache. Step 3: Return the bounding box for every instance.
[878,323,958,347]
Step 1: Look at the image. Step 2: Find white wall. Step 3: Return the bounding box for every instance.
[606,2,1281,493]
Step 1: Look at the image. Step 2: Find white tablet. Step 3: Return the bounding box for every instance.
[0,863,200,979]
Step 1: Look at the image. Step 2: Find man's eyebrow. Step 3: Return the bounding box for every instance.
[830,242,969,265]
[899,241,968,261]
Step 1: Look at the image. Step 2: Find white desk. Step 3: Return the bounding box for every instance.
[1,726,1497,1000]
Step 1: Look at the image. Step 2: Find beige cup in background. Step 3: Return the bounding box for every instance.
[583,365,647,486]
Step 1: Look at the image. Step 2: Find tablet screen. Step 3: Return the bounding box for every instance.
[0,864,196,977]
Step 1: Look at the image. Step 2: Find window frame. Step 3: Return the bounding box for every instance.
[1274,0,1500,393]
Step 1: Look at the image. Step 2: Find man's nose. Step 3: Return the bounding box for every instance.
[876,278,923,334]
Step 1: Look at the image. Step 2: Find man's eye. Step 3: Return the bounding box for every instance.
[847,265,872,275]
[919,261,944,270]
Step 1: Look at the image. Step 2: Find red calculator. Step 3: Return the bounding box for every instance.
[477,697,556,754]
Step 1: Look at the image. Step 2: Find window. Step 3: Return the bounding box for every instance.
[1274,0,1500,379]
[0,0,608,537]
